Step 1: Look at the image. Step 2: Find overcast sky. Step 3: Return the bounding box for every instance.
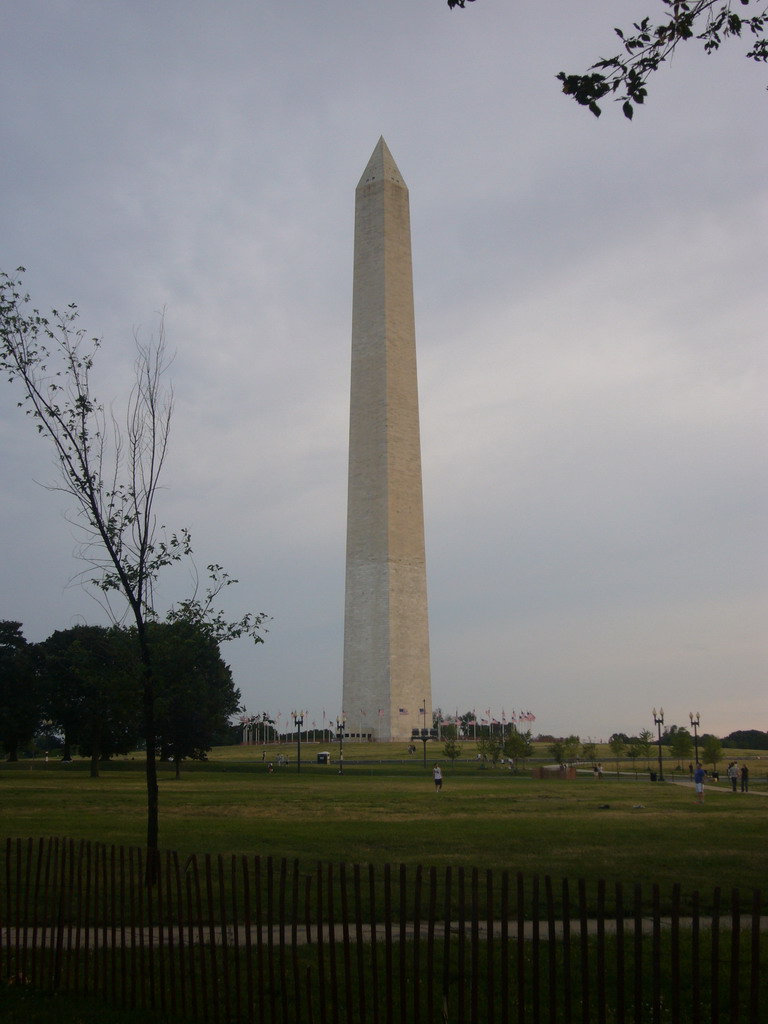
[2,1,766,742]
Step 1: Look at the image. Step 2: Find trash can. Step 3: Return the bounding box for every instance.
[317,752,330,765]
[649,771,657,782]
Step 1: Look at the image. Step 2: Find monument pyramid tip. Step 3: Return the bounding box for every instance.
[357,137,406,189]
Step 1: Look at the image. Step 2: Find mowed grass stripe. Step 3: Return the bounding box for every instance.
[2,763,766,904]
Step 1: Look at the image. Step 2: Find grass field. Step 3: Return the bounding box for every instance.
[3,746,767,1023]
[2,742,766,901]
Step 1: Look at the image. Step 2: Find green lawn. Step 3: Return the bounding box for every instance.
[3,753,766,1024]
[2,751,766,900]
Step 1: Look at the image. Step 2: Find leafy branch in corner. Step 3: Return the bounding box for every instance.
[447,0,767,118]
[557,1,767,118]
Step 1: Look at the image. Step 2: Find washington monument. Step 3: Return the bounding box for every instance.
[342,137,432,743]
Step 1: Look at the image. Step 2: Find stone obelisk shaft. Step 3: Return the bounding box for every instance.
[342,137,432,743]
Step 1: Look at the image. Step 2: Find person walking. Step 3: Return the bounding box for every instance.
[693,762,706,805]
[741,763,749,792]
[727,761,738,792]
[433,763,443,792]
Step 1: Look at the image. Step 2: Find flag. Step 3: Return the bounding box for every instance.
[378,708,384,716]
[399,708,408,715]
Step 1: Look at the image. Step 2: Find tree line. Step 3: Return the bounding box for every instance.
[544,727,727,771]
[0,618,240,777]
[435,712,762,773]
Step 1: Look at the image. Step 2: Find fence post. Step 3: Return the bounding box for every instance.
[353,863,368,1024]
[614,881,624,1024]
[487,869,495,1024]
[531,873,541,1024]
[671,882,681,1024]
[291,859,302,1024]
[217,854,231,1024]
[442,865,453,1024]
[471,867,480,1024]
[749,889,761,1024]
[412,863,423,1024]
[546,875,557,1024]
[730,888,741,1024]
[578,877,588,1024]
[369,863,380,1024]
[338,861,351,1021]
[711,886,721,1024]
[314,861,326,1024]
[326,862,339,1024]
[597,877,606,1024]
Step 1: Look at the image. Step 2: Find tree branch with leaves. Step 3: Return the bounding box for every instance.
[448,0,768,118]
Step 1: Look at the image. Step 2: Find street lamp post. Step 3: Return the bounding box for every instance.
[292,710,305,774]
[689,711,701,766]
[336,717,345,774]
[413,727,438,768]
[652,707,665,781]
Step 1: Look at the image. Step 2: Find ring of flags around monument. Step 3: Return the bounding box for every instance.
[239,707,535,742]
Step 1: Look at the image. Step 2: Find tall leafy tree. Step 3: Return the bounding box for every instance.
[148,620,241,778]
[0,270,266,879]
[477,734,503,766]
[0,621,40,761]
[443,738,463,764]
[637,728,654,761]
[448,0,768,118]
[504,728,533,762]
[669,727,694,767]
[40,625,140,777]
[581,740,598,762]
[608,734,626,759]
[701,734,723,771]
[562,735,582,761]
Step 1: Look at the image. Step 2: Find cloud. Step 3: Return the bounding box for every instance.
[1,0,766,740]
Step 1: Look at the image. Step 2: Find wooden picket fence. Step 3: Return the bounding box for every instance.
[1,836,765,1023]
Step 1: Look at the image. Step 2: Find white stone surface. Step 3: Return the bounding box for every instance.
[342,138,432,743]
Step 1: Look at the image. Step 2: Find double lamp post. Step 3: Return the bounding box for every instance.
[652,707,702,782]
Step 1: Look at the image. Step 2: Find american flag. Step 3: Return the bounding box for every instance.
[399,707,408,715]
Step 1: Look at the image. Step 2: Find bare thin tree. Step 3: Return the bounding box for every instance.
[1,268,266,880]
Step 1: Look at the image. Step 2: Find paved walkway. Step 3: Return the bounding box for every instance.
[668,778,768,797]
